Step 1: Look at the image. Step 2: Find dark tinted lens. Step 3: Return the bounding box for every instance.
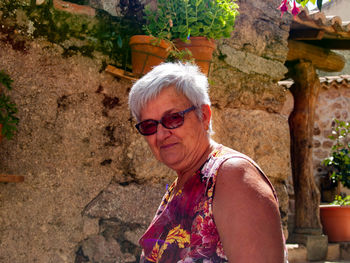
[162,112,184,129]
[138,120,158,135]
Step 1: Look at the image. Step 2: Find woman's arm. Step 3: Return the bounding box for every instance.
[213,157,285,263]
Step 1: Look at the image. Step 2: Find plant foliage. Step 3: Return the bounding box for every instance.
[323,119,350,189]
[330,195,350,206]
[0,0,143,70]
[0,70,19,140]
[143,0,239,41]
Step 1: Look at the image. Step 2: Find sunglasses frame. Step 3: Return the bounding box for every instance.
[135,106,196,136]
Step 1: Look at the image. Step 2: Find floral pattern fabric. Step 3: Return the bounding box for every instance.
[139,145,283,263]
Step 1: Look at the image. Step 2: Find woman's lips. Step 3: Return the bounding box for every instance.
[160,142,178,149]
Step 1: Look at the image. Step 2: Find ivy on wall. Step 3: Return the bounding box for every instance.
[0,0,144,70]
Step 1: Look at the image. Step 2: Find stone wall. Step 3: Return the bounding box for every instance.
[312,77,350,200]
[0,0,293,262]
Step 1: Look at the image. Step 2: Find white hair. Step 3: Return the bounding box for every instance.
[128,62,212,132]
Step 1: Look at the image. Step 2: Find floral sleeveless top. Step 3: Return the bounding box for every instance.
[139,145,286,263]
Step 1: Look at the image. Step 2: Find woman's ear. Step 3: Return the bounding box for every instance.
[201,104,212,130]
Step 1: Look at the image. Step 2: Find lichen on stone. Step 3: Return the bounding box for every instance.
[0,0,143,69]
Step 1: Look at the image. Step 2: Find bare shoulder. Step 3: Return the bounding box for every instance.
[217,157,276,204]
[214,157,280,222]
[213,157,285,262]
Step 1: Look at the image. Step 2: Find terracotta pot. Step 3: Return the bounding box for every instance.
[320,205,350,242]
[129,35,172,77]
[173,36,216,76]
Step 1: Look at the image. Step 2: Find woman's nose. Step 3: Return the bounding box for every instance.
[156,123,172,140]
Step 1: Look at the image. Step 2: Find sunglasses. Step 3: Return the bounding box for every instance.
[135,106,196,136]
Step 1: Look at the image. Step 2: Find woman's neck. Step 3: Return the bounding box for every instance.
[174,140,218,191]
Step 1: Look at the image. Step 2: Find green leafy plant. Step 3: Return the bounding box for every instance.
[143,0,239,42]
[167,49,195,63]
[330,195,350,206]
[323,119,350,191]
[0,70,19,140]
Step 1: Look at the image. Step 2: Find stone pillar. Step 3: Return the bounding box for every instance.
[288,60,327,261]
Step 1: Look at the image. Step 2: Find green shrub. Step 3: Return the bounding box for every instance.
[0,70,19,140]
[143,0,239,41]
[330,195,350,206]
[323,119,350,189]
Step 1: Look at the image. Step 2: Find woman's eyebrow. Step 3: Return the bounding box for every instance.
[161,108,177,116]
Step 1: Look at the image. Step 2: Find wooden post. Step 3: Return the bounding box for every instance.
[288,60,322,236]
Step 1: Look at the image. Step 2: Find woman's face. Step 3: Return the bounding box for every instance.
[139,86,211,173]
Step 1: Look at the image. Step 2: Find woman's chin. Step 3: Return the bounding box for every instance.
[160,156,180,167]
[159,153,183,169]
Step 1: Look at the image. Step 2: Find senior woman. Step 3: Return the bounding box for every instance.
[128,62,286,263]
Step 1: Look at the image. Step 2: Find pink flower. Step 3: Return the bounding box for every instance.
[278,0,288,17]
[190,233,202,247]
[199,217,219,245]
[291,0,300,18]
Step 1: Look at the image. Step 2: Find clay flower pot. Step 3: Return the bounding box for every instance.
[129,35,172,77]
[173,36,216,76]
[320,205,350,242]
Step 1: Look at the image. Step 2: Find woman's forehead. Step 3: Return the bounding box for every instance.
[140,87,191,118]
[151,86,190,105]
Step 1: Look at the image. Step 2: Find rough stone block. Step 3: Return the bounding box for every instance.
[89,0,122,16]
[340,242,350,260]
[306,235,328,261]
[280,89,294,118]
[287,244,307,263]
[313,139,321,148]
[81,235,122,263]
[83,182,167,225]
[82,217,99,239]
[326,243,340,261]
[219,44,288,80]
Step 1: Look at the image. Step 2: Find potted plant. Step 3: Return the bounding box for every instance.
[323,119,350,193]
[137,0,239,76]
[0,70,19,141]
[320,119,350,242]
[129,35,172,77]
[320,195,350,242]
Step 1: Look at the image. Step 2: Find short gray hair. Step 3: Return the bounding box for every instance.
[128,62,211,129]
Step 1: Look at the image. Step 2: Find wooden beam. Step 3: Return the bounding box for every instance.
[105,65,138,81]
[302,39,350,50]
[289,29,324,40]
[0,175,24,183]
[287,40,345,72]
